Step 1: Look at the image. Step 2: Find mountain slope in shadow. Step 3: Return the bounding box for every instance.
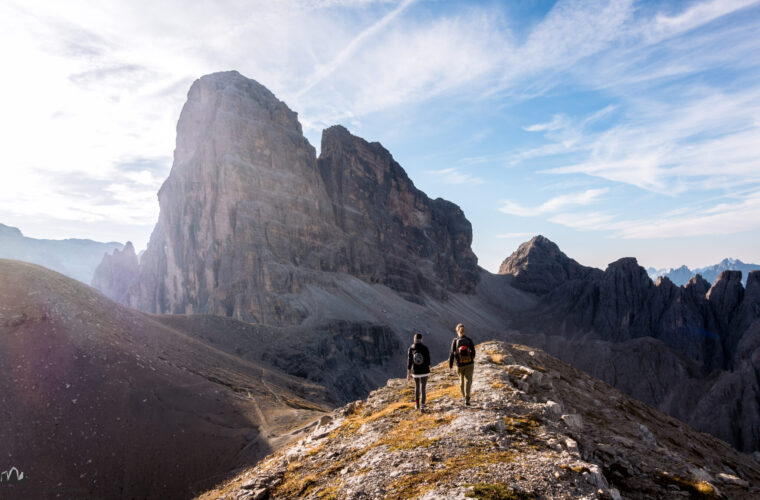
[0,259,330,500]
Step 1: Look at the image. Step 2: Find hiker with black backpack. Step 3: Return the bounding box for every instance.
[449,323,475,406]
[407,333,431,412]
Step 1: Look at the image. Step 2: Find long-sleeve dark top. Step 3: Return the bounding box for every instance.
[449,334,475,368]
[407,342,431,375]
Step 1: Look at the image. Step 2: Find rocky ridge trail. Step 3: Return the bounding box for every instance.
[198,342,760,499]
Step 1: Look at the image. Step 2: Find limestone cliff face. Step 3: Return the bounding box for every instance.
[110,71,478,325]
[318,125,478,301]
[132,71,341,324]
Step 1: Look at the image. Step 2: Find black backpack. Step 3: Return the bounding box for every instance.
[411,345,426,366]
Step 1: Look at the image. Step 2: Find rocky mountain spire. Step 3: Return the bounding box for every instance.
[101,71,479,324]
[132,71,344,324]
[90,241,139,304]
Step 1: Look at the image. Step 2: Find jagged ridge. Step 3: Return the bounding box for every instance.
[499,236,760,452]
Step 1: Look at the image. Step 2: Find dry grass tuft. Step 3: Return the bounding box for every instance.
[656,472,720,499]
[379,413,454,451]
[427,383,463,401]
[490,353,508,364]
[503,415,542,435]
[384,445,516,499]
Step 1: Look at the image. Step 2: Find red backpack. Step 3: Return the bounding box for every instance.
[457,339,473,364]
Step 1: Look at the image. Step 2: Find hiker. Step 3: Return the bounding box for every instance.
[449,323,475,405]
[407,333,431,411]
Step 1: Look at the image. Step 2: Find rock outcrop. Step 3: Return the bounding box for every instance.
[90,241,139,304]
[106,71,478,325]
[498,235,601,294]
[198,342,760,500]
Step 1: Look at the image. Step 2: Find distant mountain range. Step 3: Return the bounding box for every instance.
[0,223,123,284]
[647,258,760,286]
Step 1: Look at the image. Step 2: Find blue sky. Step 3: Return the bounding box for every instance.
[1,0,759,272]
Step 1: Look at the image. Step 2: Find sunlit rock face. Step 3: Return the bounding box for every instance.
[132,71,340,324]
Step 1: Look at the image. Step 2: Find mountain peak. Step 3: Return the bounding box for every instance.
[498,236,599,294]
[173,71,305,167]
[200,341,760,499]
[194,70,279,105]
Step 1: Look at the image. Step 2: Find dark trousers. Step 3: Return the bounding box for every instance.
[414,376,428,406]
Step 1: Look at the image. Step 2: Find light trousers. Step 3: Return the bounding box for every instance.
[457,363,474,399]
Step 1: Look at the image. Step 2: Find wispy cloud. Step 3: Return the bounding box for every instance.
[541,88,760,193]
[641,0,758,43]
[427,168,483,185]
[548,190,760,239]
[500,188,609,217]
[1,0,759,254]
[295,0,416,98]
[523,114,570,132]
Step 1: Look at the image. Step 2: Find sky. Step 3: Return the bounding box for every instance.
[1,0,759,273]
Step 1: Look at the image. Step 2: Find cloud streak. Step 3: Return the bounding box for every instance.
[295,0,417,98]
[427,168,483,185]
[548,190,760,239]
[500,188,609,217]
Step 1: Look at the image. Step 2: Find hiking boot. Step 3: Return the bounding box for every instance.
[465,397,471,406]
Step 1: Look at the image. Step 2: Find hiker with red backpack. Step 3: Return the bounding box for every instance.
[449,323,475,406]
[407,333,431,411]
